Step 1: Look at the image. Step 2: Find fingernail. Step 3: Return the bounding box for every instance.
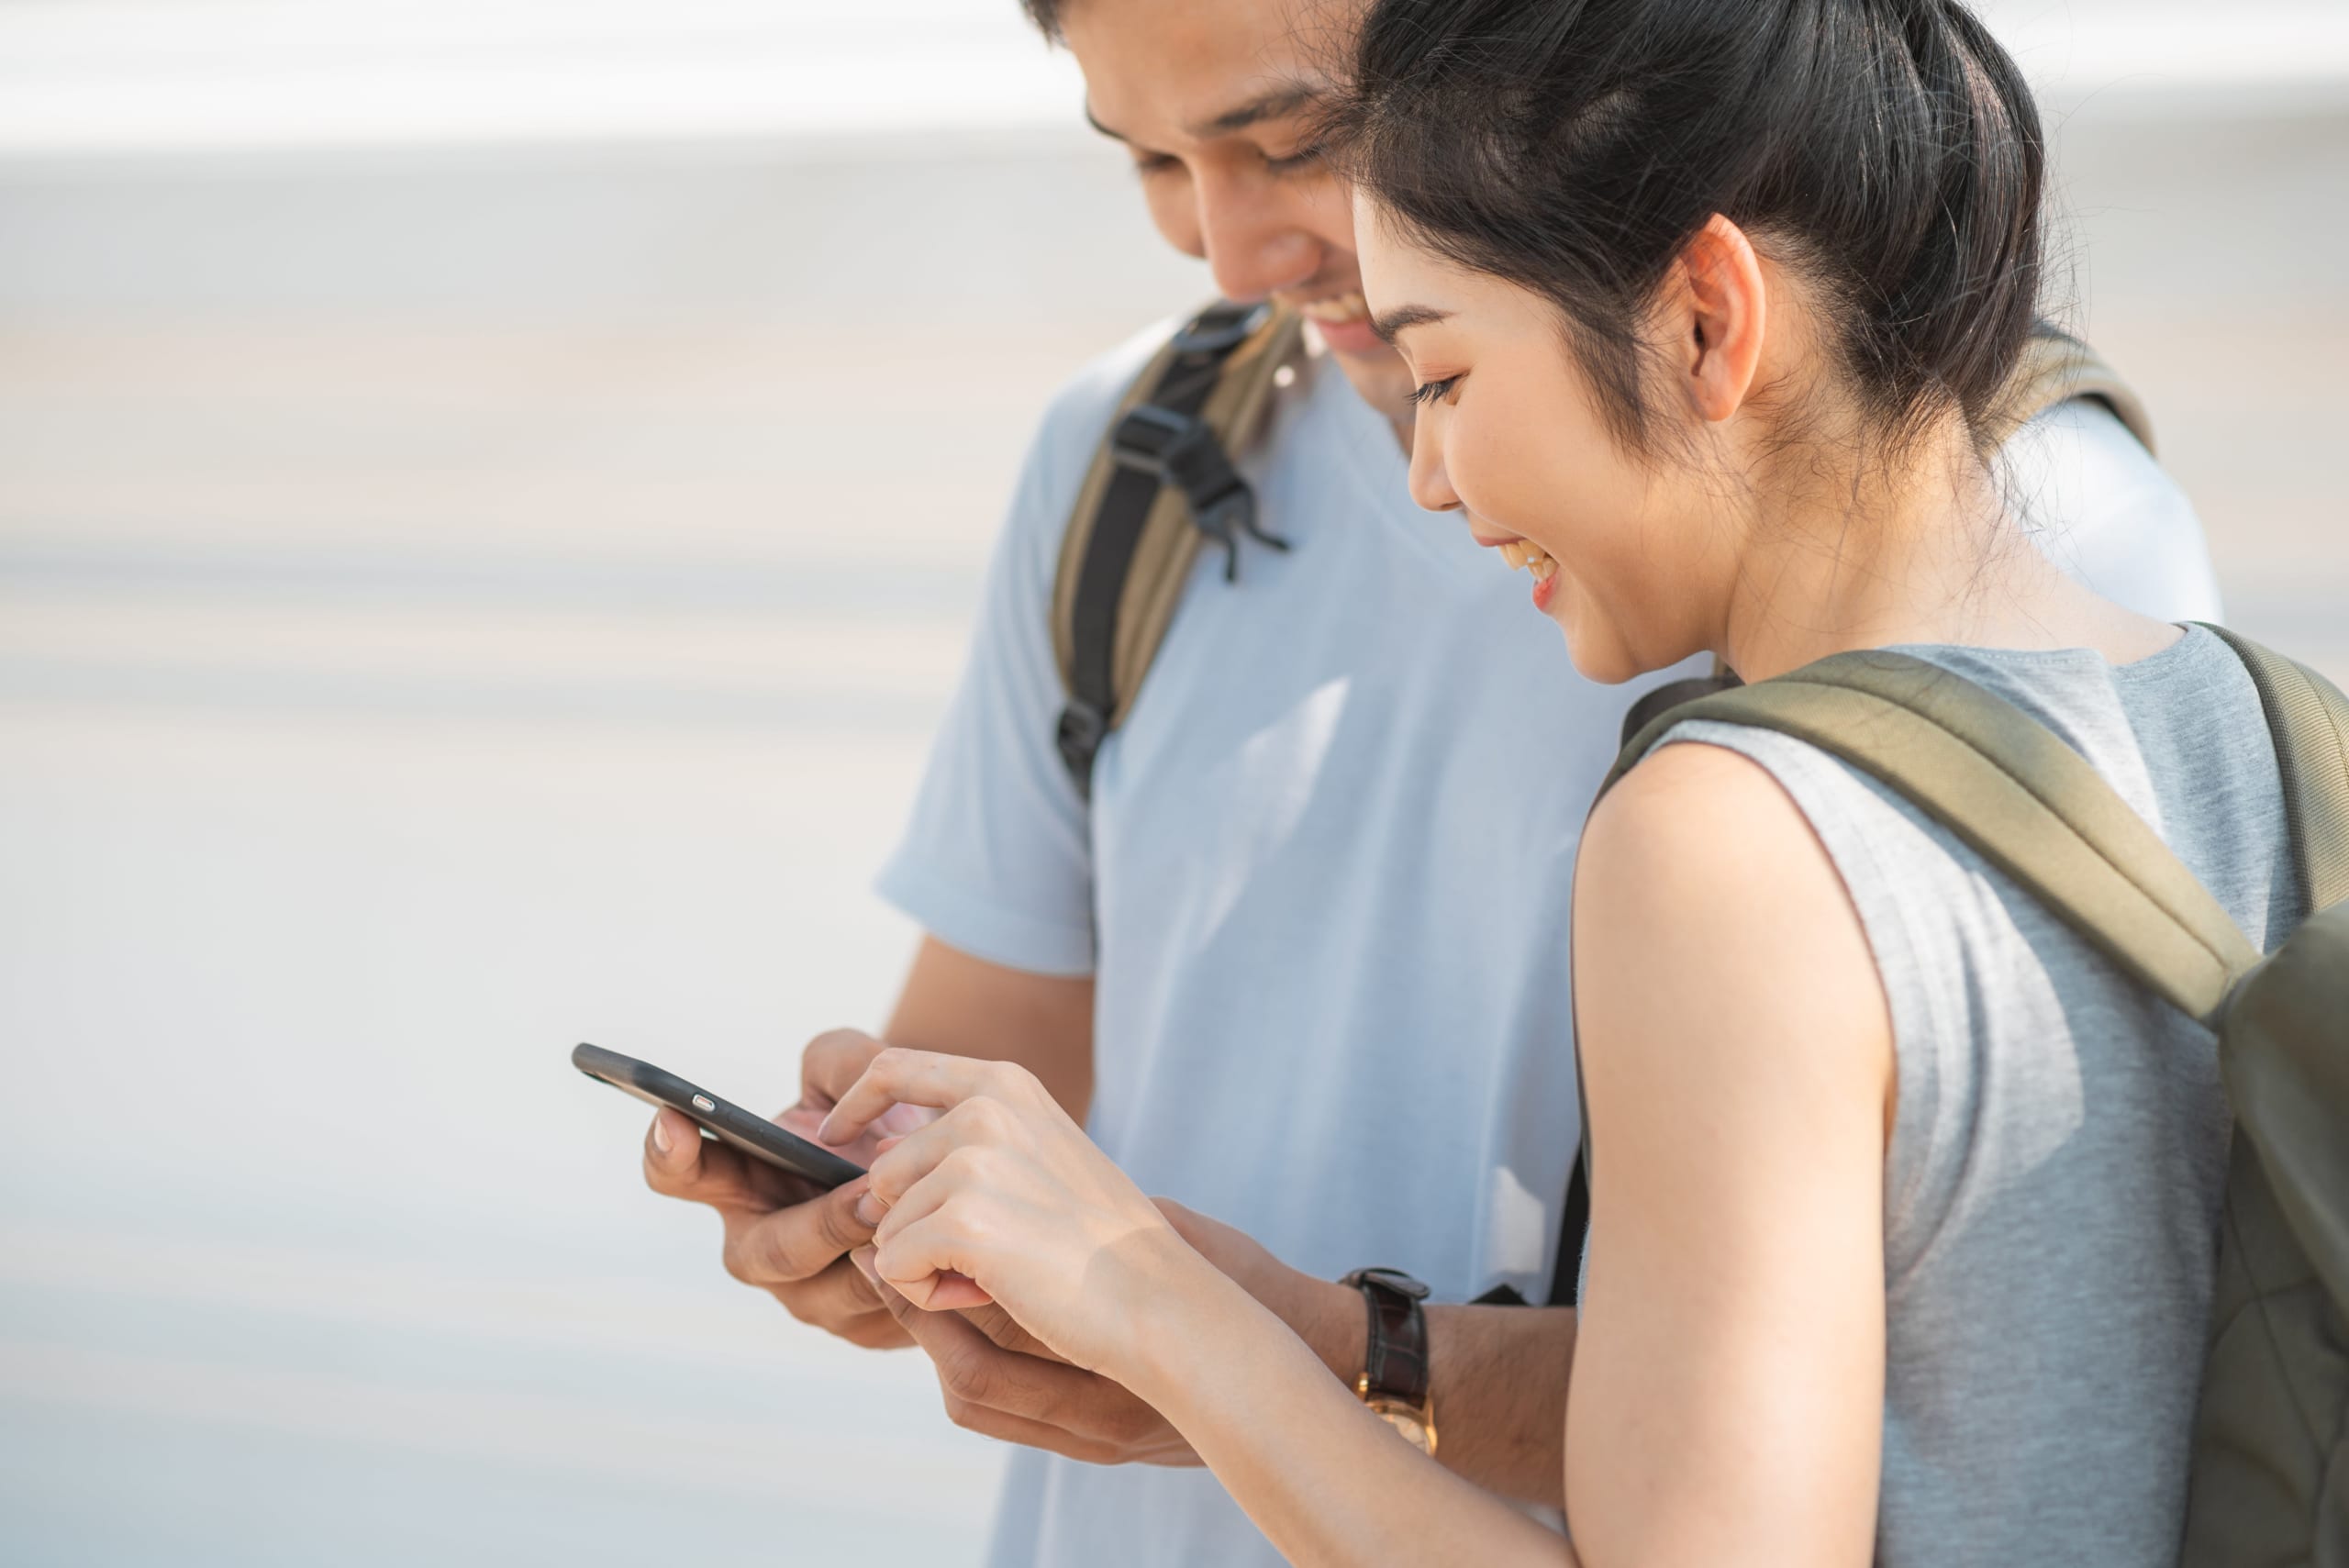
[815,1114,840,1145]
[849,1246,879,1283]
[853,1192,885,1228]
[650,1116,673,1156]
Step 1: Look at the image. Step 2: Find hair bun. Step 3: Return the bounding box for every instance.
[1332,0,2045,450]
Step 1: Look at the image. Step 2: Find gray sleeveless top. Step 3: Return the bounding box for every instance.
[1664,626,2299,1568]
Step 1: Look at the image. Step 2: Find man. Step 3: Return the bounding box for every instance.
[642,0,2225,1562]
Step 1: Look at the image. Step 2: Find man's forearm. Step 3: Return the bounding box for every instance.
[883,935,1096,1119]
[1280,1275,1574,1507]
[1424,1303,1573,1506]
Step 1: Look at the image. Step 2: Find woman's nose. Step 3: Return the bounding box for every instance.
[1407,428,1462,515]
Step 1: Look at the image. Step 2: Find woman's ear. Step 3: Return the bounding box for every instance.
[1671,215,1768,424]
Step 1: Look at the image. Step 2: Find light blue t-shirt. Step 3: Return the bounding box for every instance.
[876,321,2224,1568]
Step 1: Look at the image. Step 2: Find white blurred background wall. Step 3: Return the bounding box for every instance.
[0,3,2343,1563]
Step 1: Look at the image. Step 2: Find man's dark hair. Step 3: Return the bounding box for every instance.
[1328,0,2045,456]
[1019,0,1063,39]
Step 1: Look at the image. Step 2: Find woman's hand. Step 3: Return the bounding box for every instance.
[818,1048,1212,1382]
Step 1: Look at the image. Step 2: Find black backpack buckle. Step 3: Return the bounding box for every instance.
[1169,300,1272,357]
[1054,700,1109,801]
[1110,404,1290,582]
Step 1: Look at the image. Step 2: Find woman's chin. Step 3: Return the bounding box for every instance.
[1555,608,1655,688]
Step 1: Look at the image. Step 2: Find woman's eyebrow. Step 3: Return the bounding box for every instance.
[1372,305,1453,346]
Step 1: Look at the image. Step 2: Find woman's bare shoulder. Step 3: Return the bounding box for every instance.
[1573,736,1892,1118]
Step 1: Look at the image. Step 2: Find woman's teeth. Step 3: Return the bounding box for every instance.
[1498,540,1559,582]
[1297,291,1369,325]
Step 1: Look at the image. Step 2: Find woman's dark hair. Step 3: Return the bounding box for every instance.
[1329,0,2046,456]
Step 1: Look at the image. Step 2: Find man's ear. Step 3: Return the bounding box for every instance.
[1670,215,1768,424]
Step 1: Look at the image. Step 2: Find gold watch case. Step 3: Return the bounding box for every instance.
[1359,1380,1437,1456]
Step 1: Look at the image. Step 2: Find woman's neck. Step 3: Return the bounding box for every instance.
[1716,423,2172,682]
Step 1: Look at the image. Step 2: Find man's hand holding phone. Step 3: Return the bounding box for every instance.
[622,1027,1345,1473]
[639,1029,927,1350]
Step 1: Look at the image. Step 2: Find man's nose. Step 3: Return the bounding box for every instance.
[1194,174,1321,303]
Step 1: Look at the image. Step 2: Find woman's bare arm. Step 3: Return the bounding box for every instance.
[1562,740,1894,1565]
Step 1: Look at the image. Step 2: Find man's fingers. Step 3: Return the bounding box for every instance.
[874,1276,1098,1423]
[871,1273,1177,1460]
[926,1375,1124,1464]
[801,1029,886,1107]
[831,1306,917,1351]
[760,1254,888,1327]
[718,1180,881,1288]
[643,1108,707,1187]
[775,1104,829,1142]
[1152,1196,1208,1243]
[643,1112,813,1211]
[958,1299,1062,1361]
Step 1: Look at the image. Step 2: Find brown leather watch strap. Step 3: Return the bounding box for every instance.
[1343,1267,1431,1405]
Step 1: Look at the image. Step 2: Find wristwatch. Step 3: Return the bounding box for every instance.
[1341,1267,1436,1455]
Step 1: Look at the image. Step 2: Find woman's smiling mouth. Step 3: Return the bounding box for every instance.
[1474,530,1562,610]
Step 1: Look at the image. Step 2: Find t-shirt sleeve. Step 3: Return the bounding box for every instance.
[873,335,1159,977]
[1998,398,2226,624]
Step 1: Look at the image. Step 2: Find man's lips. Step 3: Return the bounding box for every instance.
[1288,288,1385,355]
[1314,314,1385,354]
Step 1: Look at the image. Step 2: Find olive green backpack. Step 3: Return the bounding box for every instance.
[1594,629,2349,1563]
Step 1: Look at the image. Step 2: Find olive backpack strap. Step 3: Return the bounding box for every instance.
[1612,664,1743,753]
[1607,648,2262,1017]
[1548,646,2269,1306]
[1977,320,2159,455]
[1049,301,1308,797]
[2198,623,2349,911]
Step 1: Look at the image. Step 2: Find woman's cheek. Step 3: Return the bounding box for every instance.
[1451,396,1557,550]
[1450,417,1532,540]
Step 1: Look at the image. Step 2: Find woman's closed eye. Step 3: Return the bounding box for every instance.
[1408,374,1462,407]
[1264,140,1327,175]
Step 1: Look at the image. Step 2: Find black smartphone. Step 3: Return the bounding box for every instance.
[573,1042,865,1189]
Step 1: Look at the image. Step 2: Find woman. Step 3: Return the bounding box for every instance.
[814,1,2294,1562]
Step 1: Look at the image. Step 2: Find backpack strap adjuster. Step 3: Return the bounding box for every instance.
[1054,699,1110,800]
[1049,298,1306,799]
[1168,300,1272,356]
[1110,403,1290,582]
